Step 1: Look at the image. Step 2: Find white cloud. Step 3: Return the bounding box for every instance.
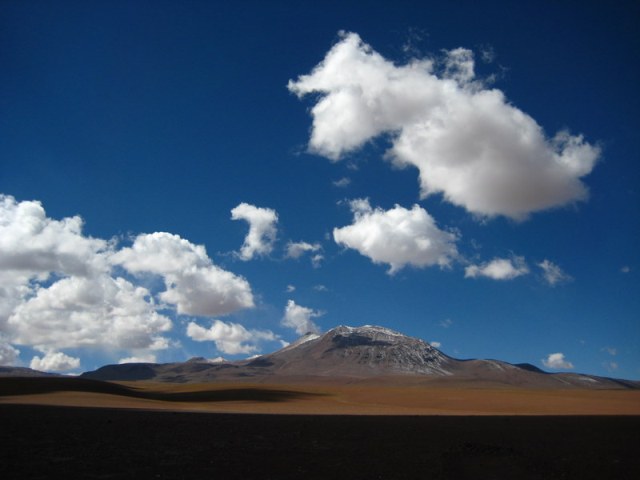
[0,195,257,367]
[333,199,458,274]
[0,194,111,279]
[285,241,322,259]
[0,338,19,366]
[8,275,172,352]
[621,266,631,274]
[30,350,80,372]
[282,300,322,335]
[430,341,442,348]
[603,361,618,372]
[119,354,157,364]
[186,319,277,355]
[465,256,529,280]
[113,232,254,317]
[285,241,324,268]
[111,231,210,275]
[332,177,351,188]
[542,352,574,370]
[310,254,324,268]
[602,346,617,356]
[438,318,453,328]
[231,203,278,260]
[538,259,572,286]
[286,284,296,293]
[289,32,600,219]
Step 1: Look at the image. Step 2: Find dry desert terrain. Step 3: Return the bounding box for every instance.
[1,377,639,479]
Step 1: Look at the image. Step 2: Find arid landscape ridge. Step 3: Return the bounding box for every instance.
[2,325,637,389]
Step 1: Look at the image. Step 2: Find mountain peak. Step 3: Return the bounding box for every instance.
[257,324,452,376]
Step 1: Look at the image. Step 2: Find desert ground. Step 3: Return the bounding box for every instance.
[1,377,639,479]
[1,376,639,415]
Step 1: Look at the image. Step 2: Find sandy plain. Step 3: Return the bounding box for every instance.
[1,376,639,415]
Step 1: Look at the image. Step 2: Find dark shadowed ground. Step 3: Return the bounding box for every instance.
[1,404,638,480]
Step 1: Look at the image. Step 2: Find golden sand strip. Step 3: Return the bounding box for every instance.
[1,382,639,415]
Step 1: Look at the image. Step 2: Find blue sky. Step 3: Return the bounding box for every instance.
[1,1,638,378]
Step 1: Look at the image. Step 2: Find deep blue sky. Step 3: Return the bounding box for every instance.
[1,1,638,378]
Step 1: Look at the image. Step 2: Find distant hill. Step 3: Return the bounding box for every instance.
[0,366,60,378]
[79,325,639,389]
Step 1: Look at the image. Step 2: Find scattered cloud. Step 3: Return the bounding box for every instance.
[311,254,324,268]
[289,32,600,219]
[113,232,254,317]
[603,361,618,372]
[465,256,529,280]
[282,300,322,335]
[119,354,157,364]
[542,352,574,370]
[30,350,80,372]
[186,319,278,355]
[313,284,328,292]
[479,44,496,63]
[602,346,617,356]
[0,194,257,368]
[8,274,172,351]
[538,259,572,286]
[332,177,351,188]
[430,341,442,348]
[621,266,631,274]
[286,284,296,293]
[0,195,111,280]
[0,338,19,366]
[231,203,278,260]
[438,318,453,328]
[333,198,458,274]
[286,241,321,259]
[285,241,323,267]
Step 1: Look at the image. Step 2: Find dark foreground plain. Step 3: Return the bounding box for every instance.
[1,405,639,480]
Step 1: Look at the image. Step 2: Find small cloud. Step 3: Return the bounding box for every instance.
[231,203,278,261]
[438,318,453,328]
[286,284,296,293]
[602,346,617,356]
[538,259,572,286]
[333,199,459,274]
[311,254,324,268]
[542,352,574,370]
[0,339,20,366]
[119,354,157,364]
[332,177,351,188]
[430,341,442,348]
[282,300,322,335]
[465,256,529,281]
[603,361,618,372]
[30,350,81,372]
[621,266,631,273]
[186,319,278,355]
[285,241,323,267]
[313,284,328,292]
[479,44,496,63]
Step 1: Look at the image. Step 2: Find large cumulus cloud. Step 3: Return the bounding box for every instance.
[289,32,600,219]
[112,232,254,317]
[0,194,256,370]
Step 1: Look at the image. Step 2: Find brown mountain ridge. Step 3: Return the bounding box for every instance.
[71,325,638,389]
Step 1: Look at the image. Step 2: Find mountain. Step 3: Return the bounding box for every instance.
[0,366,60,378]
[80,325,639,388]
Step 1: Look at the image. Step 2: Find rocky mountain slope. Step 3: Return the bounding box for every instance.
[78,325,639,389]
